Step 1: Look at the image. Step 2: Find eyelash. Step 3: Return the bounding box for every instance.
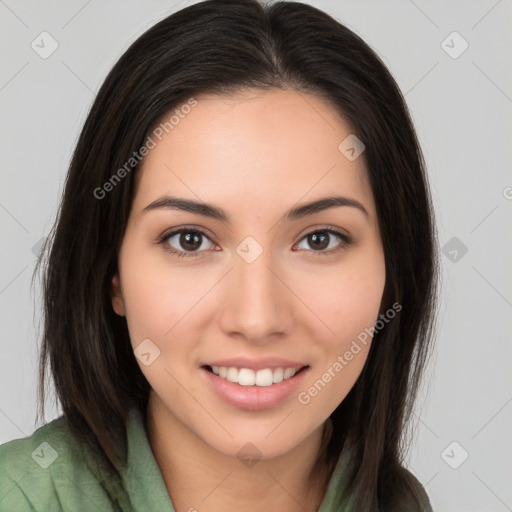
[157,225,351,259]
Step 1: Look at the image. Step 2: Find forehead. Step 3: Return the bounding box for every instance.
[132,88,374,219]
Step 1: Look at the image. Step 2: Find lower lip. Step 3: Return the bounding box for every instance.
[201,366,310,411]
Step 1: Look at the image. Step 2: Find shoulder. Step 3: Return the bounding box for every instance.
[0,416,116,512]
[394,466,434,512]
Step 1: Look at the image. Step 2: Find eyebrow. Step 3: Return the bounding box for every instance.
[142,194,369,223]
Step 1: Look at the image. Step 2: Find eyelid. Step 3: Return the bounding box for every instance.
[159,225,215,243]
[295,224,351,243]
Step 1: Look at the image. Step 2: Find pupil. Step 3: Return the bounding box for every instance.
[309,232,328,250]
[181,232,201,250]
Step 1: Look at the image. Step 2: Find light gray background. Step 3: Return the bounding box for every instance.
[1,1,511,511]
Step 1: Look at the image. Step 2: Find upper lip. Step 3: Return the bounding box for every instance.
[201,357,309,372]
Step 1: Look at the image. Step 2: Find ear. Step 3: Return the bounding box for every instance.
[110,274,126,316]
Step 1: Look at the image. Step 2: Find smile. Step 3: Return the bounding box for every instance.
[201,364,310,411]
[207,365,301,386]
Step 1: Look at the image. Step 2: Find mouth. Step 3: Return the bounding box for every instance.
[200,364,310,411]
[202,364,309,386]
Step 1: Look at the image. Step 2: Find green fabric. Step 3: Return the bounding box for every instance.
[0,408,432,511]
[0,408,173,511]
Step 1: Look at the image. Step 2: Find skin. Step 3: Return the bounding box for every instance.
[111,88,386,512]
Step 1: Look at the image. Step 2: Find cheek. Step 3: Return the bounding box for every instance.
[293,248,385,412]
[335,268,385,340]
[120,271,176,346]
[119,241,210,345]
[295,249,386,347]
[118,256,205,399]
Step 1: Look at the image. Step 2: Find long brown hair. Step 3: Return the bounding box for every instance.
[33,1,439,509]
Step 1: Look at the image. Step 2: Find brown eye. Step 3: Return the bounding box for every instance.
[178,231,202,251]
[296,229,350,254]
[160,228,215,258]
[306,232,330,250]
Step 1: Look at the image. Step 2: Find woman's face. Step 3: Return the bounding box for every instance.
[111,88,385,460]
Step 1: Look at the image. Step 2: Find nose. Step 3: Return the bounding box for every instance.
[217,245,292,344]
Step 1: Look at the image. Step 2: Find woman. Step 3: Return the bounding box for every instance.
[0,0,438,510]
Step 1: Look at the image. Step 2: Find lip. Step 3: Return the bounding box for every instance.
[201,357,308,371]
[201,364,310,411]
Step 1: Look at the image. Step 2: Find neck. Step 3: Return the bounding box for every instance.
[145,392,332,512]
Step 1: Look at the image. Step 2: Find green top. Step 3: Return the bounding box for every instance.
[0,408,432,511]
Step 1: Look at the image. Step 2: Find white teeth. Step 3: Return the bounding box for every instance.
[272,367,284,383]
[226,367,238,383]
[209,366,299,386]
[255,368,273,386]
[284,368,296,379]
[238,368,255,386]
